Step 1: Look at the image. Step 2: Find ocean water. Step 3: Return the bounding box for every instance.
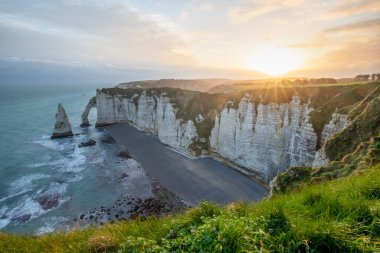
[0,83,142,234]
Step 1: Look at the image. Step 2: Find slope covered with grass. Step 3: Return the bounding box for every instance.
[1,165,379,253]
[273,86,380,193]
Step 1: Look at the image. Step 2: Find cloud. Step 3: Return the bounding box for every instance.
[0,0,198,69]
[293,36,380,77]
[199,4,214,12]
[228,0,304,24]
[286,35,329,48]
[324,18,380,33]
[329,0,380,18]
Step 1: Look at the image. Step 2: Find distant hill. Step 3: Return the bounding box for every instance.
[116,79,236,92]
[116,77,364,94]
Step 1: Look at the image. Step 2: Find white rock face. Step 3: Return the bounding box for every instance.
[210,95,318,181]
[312,147,330,168]
[312,113,349,167]
[51,103,73,138]
[95,90,350,182]
[96,90,197,151]
[320,113,349,145]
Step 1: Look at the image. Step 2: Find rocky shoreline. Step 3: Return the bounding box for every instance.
[67,181,188,229]
[64,147,189,231]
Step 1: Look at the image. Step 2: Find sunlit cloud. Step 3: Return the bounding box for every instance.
[324,18,380,33]
[0,0,198,69]
[228,0,304,24]
[0,0,379,84]
[329,0,380,18]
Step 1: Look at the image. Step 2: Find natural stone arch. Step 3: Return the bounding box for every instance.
[81,96,96,127]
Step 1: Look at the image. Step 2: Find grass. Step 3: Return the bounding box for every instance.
[325,86,380,161]
[273,134,380,193]
[1,165,379,253]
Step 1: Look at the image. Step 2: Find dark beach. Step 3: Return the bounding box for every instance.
[105,123,269,206]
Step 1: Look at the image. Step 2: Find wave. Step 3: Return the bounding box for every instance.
[32,136,71,151]
[27,159,65,168]
[60,148,86,173]
[0,174,51,203]
[35,216,69,235]
[0,182,69,229]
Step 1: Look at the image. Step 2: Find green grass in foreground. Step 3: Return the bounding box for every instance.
[1,165,379,252]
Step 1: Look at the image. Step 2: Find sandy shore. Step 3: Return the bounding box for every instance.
[105,123,269,206]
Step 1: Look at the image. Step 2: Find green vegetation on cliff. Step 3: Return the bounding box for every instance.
[325,85,380,161]
[101,82,379,155]
[273,85,380,193]
[1,165,379,252]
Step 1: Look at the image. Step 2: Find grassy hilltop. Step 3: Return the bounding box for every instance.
[1,82,379,252]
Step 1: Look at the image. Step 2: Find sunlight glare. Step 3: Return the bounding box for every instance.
[248,45,304,76]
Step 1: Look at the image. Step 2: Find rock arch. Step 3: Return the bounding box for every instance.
[81,96,96,127]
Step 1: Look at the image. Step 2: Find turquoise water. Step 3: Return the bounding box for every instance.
[0,83,133,234]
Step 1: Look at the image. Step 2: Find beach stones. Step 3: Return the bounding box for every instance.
[51,103,73,138]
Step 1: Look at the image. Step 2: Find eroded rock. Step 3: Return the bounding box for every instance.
[35,194,60,210]
[51,103,73,138]
[81,96,96,127]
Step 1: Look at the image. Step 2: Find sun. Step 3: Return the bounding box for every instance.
[248,45,304,76]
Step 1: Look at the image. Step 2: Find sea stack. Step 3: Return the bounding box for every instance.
[51,103,73,138]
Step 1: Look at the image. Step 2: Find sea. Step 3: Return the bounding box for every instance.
[0,83,144,234]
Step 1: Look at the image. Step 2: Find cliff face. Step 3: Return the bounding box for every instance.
[95,90,197,151]
[312,113,349,167]
[209,95,319,180]
[92,89,349,182]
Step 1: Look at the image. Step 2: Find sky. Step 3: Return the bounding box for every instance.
[0,0,379,84]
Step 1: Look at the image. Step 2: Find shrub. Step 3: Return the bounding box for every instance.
[188,202,222,225]
[264,208,290,235]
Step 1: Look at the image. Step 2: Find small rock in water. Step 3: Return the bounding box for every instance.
[35,194,60,210]
[118,151,132,159]
[78,139,96,148]
[12,214,31,223]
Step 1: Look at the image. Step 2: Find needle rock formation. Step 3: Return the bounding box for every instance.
[51,103,73,138]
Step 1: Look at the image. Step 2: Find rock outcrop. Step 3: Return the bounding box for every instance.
[320,112,349,145]
[51,103,73,138]
[81,97,96,127]
[93,89,350,182]
[312,113,349,167]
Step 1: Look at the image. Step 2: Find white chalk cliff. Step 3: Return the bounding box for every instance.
[95,90,197,151]
[88,89,349,181]
[312,113,349,168]
[51,103,73,138]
